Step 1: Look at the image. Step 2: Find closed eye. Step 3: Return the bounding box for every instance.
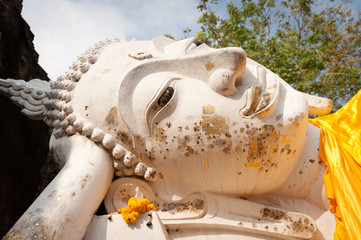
[193,39,203,46]
[185,38,204,54]
[145,78,178,135]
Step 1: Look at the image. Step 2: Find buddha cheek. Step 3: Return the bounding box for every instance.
[144,116,243,176]
[144,107,307,195]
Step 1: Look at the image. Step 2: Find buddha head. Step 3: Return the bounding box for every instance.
[47,36,313,200]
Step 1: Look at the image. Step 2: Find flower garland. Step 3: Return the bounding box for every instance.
[109,197,155,224]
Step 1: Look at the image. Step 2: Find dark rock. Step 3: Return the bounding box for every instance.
[0,0,50,237]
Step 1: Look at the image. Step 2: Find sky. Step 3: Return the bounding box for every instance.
[21,0,361,80]
[22,0,203,80]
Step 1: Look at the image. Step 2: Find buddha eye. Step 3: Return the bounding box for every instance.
[192,39,203,46]
[185,38,205,54]
[157,87,174,107]
[145,80,178,135]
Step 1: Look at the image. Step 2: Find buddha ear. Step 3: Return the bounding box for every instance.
[301,92,333,115]
[0,78,50,120]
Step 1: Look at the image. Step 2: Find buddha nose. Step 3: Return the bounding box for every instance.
[208,48,247,96]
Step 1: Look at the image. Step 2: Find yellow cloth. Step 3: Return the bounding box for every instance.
[309,90,361,240]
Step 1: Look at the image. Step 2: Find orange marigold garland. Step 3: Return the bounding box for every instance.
[109,197,155,224]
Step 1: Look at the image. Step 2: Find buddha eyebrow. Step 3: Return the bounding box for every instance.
[193,39,203,46]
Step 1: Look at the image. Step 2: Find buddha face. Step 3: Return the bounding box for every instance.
[73,37,309,199]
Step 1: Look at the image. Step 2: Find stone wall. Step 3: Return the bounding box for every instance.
[0,0,50,237]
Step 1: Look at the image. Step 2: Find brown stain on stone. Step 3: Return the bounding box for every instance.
[48,190,57,198]
[116,131,132,147]
[276,114,283,121]
[202,105,215,114]
[288,217,316,236]
[105,107,117,124]
[200,115,228,135]
[160,199,204,213]
[223,147,231,154]
[80,175,89,189]
[135,135,145,147]
[193,125,200,132]
[234,140,244,153]
[184,146,195,157]
[261,208,286,220]
[154,128,167,142]
[246,125,279,166]
[176,135,192,151]
[205,62,215,71]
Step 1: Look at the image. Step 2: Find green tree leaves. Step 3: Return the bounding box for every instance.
[194,0,361,111]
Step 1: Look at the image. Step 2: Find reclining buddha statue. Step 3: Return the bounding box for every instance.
[1,36,336,240]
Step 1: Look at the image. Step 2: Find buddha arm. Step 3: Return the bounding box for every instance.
[4,135,113,240]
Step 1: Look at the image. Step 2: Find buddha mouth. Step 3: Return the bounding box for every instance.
[240,65,280,117]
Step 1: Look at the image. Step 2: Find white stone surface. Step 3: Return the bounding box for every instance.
[4,136,113,240]
[84,213,169,240]
[1,36,335,240]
